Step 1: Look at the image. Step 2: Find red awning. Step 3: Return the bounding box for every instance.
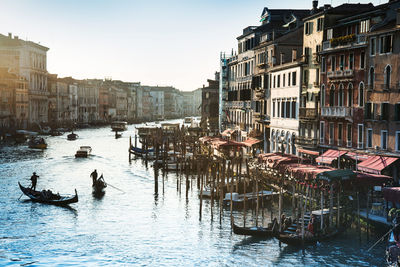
[383,187,400,203]
[357,156,399,175]
[316,149,347,164]
[298,148,319,156]
[221,129,235,137]
[344,152,371,162]
[242,137,262,147]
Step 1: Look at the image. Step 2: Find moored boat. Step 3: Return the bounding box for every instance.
[276,227,341,246]
[18,182,78,205]
[232,217,277,238]
[111,121,127,132]
[75,146,92,158]
[28,137,47,149]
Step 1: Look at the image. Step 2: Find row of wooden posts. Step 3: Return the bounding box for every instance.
[128,127,369,240]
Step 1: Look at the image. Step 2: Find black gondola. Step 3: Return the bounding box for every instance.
[67,132,78,141]
[232,218,277,238]
[276,228,341,246]
[93,178,107,193]
[18,182,78,205]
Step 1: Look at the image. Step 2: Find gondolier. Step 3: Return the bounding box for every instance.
[30,172,39,191]
[90,169,98,186]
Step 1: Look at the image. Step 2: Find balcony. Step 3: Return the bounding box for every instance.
[343,69,354,78]
[295,136,318,147]
[322,34,367,52]
[299,108,318,120]
[321,106,353,119]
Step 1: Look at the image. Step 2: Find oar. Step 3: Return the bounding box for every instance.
[367,225,396,252]
[106,182,125,193]
[17,193,24,200]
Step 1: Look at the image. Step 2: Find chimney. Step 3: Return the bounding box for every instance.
[312,0,318,10]
[280,53,285,65]
[324,4,331,11]
[8,32,12,38]
[292,49,297,62]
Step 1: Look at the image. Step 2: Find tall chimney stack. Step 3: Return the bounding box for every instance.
[312,0,318,10]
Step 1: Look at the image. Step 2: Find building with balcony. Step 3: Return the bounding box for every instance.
[0,33,49,126]
[298,2,374,153]
[319,3,375,151]
[201,76,219,133]
[364,2,400,158]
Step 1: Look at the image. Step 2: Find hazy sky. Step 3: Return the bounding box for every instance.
[0,0,383,91]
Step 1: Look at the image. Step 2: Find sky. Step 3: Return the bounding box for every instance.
[0,0,384,91]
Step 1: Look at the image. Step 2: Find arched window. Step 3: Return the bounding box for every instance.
[359,82,364,107]
[385,65,391,90]
[347,83,353,107]
[338,84,344,107]
[286,132,290,154]
[369,67,375,90]
[329,84,335,106]
[292,133,296,155]
[321,84,326,107]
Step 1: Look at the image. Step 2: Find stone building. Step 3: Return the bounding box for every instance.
[201,78,219,133]
[0,33,49,126]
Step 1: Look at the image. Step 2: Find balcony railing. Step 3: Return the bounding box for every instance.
[295,136,318,147]
[299,108,317,120]
[321,106,352,118]
[343,69,354,77]
[323,34,367,51]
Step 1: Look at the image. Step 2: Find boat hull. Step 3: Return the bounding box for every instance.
[18,182,78,205]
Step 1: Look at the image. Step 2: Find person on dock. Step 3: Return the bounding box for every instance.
[30,172,39,191]
[90,169,98,186]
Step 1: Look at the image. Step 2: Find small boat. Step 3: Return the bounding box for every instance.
[18,182,78,205]
[111,121,128,132]
[93,177,107,193]
[28,137,47,149]
[67,132,78,141]
[75,146,92,158]
[130,146,155,158]
[50,130,63,136]
[115,132,122,138]
[276,227,341,246]
[232,218,277,238]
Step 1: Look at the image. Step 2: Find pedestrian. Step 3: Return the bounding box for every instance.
[30,172,39,191]
[90,169,98,185]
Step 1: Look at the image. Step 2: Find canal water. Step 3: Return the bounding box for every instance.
[0,122,388,266]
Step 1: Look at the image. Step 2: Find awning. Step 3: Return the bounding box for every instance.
[383,187,400,203]
[242,137,262,147]
[221,129,235,137]
[298,148,319,156]
[356,172,392,186]
[317,169,356,182]
[316,149,347,164]
[357,156,399,175]
[344,152,371,162]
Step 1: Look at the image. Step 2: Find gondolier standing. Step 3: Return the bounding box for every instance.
[30,172,39,191]
[90,169,98,186]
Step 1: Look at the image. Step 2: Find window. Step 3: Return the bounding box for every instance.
[273,101,276,117]
[277,102,280,117]
[321,57,326,73]
[317,18,324,32]
[303,70,309,85]
[347,83,353,107]
[338,123,343,146]
[273,75,276,88]
[365,102,372,119]
[327,29,333,40]
[283,74,286,87]
[288,72,291,87]
[305,22,313,35]
[367,128,373,148]
[379,35,393,54]
[385,65,391,90]
[360,19,370,33]
[320,121,325,144]
[340,55,345,71]
[395,103,400,121]
[281,101,285,118]
[359,83,364,107]
[277,75,281,88]
[358,124,364,149]
[381,130,388,150]
[329,84,335,106]
[286,101,290,118]
[347,124,352,147]
[331,56,336,71]
[292,101,296,118]
[360,51,365,69]
[396,131,400,152]
[321,84,325,107]
[381,103,389,120]
[338,84,344,107]
[370,38,376,56]
[349,54,354,70]
[316,68,320,86]
[329,123,334,145]
[292,71,296,86]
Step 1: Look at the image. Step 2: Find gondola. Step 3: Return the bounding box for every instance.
[232,218,277,238]
[93,178,107,193]
[18,182,78,205]
[67,132,78,141]
[276,227,341,246]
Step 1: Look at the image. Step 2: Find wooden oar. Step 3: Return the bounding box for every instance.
[367,225,396,252]
[17,193,24,200]
[106,182,125,193]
